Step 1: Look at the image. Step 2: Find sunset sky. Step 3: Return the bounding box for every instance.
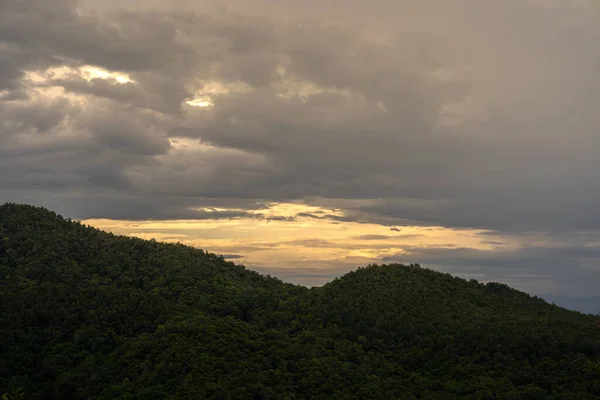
[3,0,600,296]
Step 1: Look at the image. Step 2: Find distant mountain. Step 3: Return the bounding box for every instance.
[542,294,600,315]
[1,203,599,399]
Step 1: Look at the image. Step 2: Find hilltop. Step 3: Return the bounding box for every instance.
[1,203,599,399]
[542,294,600,315]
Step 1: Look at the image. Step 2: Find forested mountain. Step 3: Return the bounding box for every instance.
[1,203,599,399]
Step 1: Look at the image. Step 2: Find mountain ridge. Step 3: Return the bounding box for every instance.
[1,203,599,399]
[541,294,600,315]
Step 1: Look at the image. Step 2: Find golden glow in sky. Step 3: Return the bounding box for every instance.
[82,202,509,285]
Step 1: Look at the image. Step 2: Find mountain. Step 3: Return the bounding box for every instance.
[1,203,599,399]
[542,294,600,315]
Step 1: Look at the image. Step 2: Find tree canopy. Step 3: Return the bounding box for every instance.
[1,203,599,399]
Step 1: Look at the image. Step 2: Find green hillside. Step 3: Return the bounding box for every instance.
[1,203,599,399]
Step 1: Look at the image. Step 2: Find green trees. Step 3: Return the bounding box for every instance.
[1,203,599,399]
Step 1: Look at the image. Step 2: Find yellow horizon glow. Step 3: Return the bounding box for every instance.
[81,202,512,281]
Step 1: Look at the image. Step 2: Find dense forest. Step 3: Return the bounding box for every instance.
[1,203,599,399]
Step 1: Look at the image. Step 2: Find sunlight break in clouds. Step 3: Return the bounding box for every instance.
[185,81,250,108]
[82,202,498,286]
[25,65,133,86]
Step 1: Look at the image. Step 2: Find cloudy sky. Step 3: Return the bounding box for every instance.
[2,0,600,296]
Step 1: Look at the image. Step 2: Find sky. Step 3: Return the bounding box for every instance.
[2,0,600,297]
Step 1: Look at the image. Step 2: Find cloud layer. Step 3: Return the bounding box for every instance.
[2,0,600,294]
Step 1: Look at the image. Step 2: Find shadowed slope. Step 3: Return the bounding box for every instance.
[1,204,599,399]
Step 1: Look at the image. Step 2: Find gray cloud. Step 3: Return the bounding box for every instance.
[252,265,348,286]
[383,245,600,296]
[284,238,340,248]
[356,235,391,241]
[480,240,506,246]
[3,0,600,294]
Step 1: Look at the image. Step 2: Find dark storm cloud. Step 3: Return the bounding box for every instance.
[349,197,600,233]
[0,0,197,77]
[0,190,271,221]
[1,0,472,219]
[86,207,255,221]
